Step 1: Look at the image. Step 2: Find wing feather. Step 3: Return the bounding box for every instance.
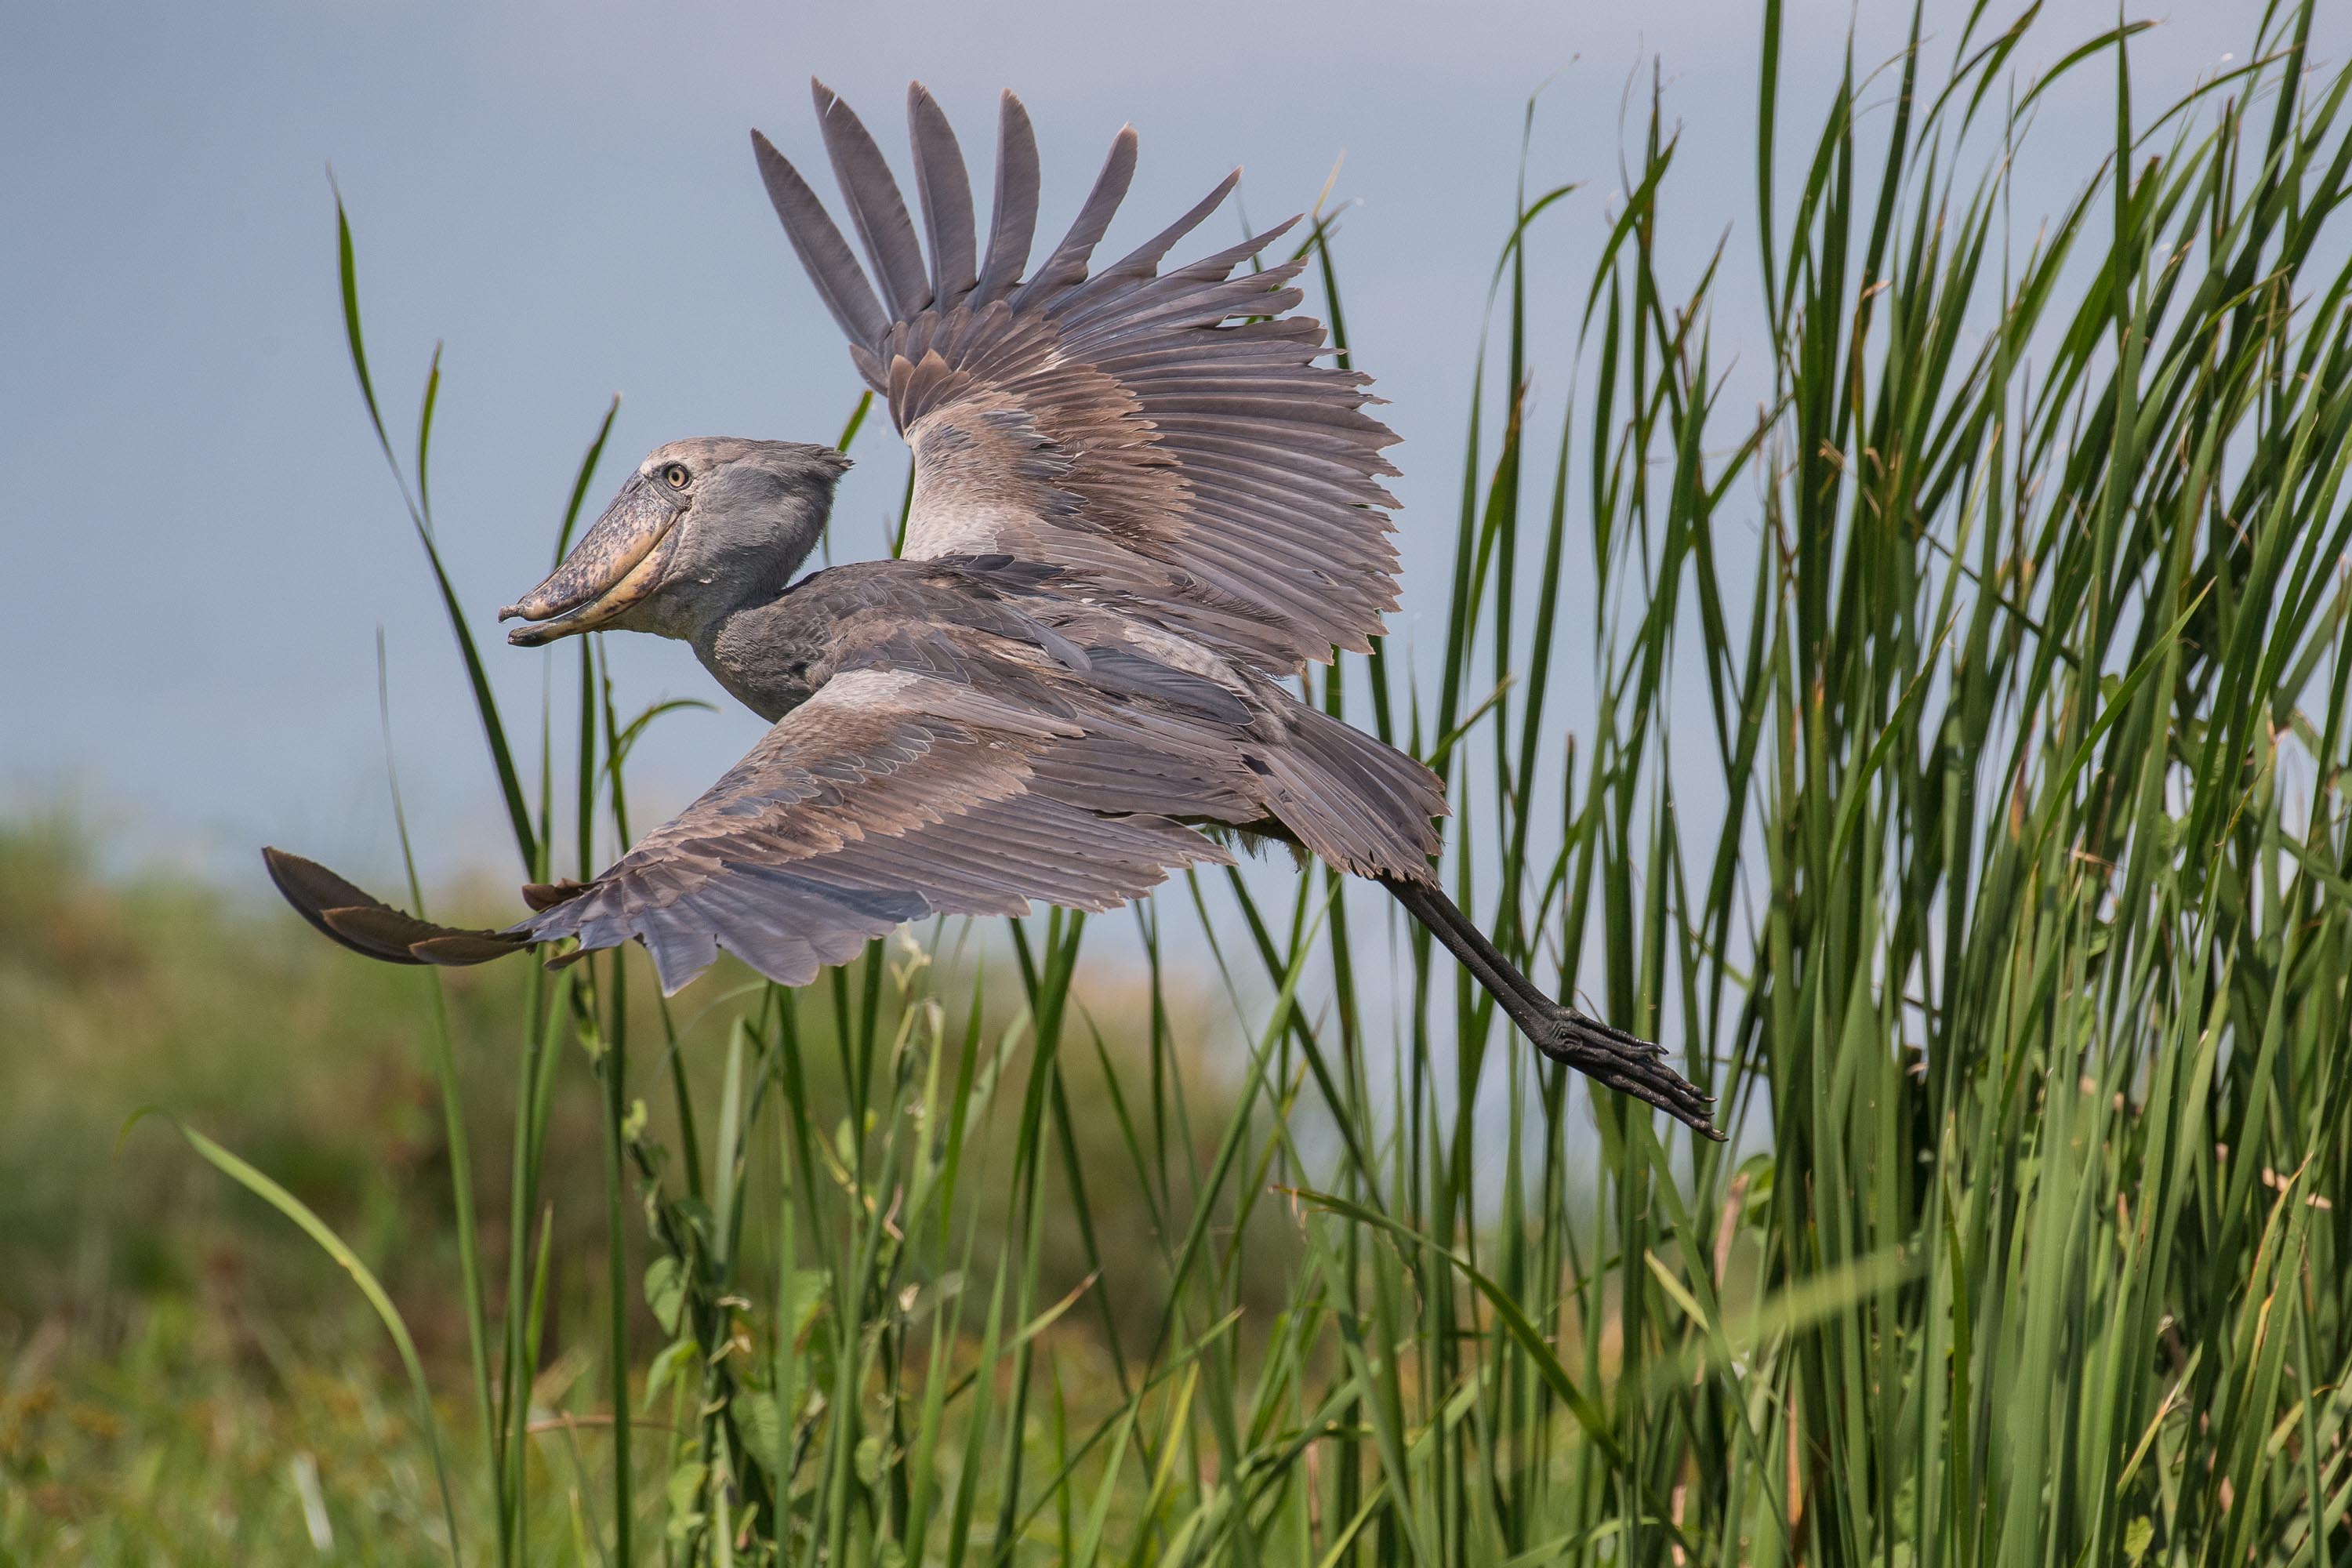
[907,83,978,304]
[811,80,932,319]
[755,86,1401,674]
[517,669,1236,993]
[751,131,888,350]
[1087,170,1242,292]
[972,92,1040,307]
[1011,126,1137,309]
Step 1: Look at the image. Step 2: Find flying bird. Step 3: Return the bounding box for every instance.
[266,83,1719,1138]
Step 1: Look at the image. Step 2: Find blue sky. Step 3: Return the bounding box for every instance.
[2,0,2327,891]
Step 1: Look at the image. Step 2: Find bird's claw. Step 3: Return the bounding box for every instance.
[1533,1006,1724,1141]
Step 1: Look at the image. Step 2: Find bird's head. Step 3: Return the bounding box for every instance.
[501,437,850,647]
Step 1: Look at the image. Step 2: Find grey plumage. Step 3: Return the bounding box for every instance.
[813,79,932,319]
[265,85,1719,1137]
[973,93,1038,307]
[906,85,976,304]
[751,136,888,349]
[756,83,1403,676]
[1014,125,1136,307]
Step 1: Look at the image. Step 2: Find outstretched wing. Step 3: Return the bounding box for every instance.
[516,666,1236,991]
[271,663,1243,991]
[753,82,1402,676]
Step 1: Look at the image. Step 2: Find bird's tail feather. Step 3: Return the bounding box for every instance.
[1254,701,1448,880]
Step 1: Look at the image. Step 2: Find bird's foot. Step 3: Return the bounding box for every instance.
[1531,1004,1724,1141]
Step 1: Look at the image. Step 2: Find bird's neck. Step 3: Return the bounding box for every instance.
[689,585,824,724]
[637,547,800,668]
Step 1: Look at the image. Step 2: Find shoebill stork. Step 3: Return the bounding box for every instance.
[264,82,1719,1138]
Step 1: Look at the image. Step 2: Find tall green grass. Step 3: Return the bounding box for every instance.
[153,2,2352,1560]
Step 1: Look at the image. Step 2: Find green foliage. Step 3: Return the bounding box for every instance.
[14,2,2352,1562]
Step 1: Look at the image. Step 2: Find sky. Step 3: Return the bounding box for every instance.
[3,0,2335,898]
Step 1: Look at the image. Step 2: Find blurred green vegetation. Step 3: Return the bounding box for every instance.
[0,819,1245,1559]
[1,815,592,1345]
[0,815,535,1556]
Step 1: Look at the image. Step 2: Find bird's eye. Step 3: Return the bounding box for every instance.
[662,463,690,489]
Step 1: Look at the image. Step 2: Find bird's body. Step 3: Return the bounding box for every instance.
[528,543,1446,991]
[267,82,1721,1136]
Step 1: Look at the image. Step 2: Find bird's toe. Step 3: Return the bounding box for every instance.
[1533,1007,1724,1141]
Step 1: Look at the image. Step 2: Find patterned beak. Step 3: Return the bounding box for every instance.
[499,476,682,646]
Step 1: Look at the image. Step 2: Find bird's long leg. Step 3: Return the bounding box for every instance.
[1377,874,1722,1139]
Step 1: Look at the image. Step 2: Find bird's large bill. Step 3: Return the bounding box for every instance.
[499,476,681,645]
